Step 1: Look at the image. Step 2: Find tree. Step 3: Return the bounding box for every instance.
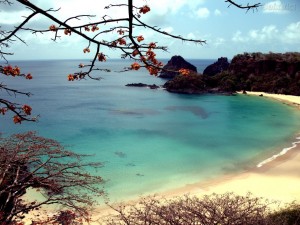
[0,131,105,224]
[0,0,261,123]
[103,193,278,225]
[267,202,300,225]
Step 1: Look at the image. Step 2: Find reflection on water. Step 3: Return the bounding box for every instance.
[165,105,210,119]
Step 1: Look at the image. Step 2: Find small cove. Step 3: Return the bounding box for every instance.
[1,59,300,202]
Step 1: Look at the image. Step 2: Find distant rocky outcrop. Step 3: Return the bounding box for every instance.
[159,55,197,79]
[203,57,229,76]
[126,83,160,89]
[163,52,300,96]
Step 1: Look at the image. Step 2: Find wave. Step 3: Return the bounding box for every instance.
[257,137,300,168]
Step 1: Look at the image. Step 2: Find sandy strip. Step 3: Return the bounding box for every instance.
[161,91,300,203]
[163,143,300,203]
[239,91,300,107]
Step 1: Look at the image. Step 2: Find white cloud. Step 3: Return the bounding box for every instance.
[231,22,300,45]
[3,0,205,19]
[282,21,300,44]
[232,25,279,43]
[187,32,196,39]
[162,26,174,34]
[141,0,206,15]
[0,10,31,24]
[232,31,246,42]
[258,25,279,41]
[214,9,221,16]
[196,8,210,18]
[52,0,128,23]
[263,1,289,14]
[214,38,225,47]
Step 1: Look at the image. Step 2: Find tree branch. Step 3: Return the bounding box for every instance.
[225,0,261,11]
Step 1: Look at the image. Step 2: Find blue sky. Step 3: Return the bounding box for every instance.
[1,0,299,60]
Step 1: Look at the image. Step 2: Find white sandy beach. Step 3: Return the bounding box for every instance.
[241,91,300,107]
[161,92,300,203]
[92,91,300,222]
[165,141,300,203]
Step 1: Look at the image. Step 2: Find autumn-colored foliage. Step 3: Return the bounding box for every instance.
[0,64,35,123]
[131,62,141,70]
[97,52,107,62]
[0,0,258,123]
[0,1,268,223]
[139,5,151,14]
[179,68,191,76]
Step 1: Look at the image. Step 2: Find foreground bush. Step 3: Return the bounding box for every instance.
[103,193,300,225]
[267,202,300,225]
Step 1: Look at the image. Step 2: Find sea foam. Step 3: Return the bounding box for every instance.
[257,136,300,168]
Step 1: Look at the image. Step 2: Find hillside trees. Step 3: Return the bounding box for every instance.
[218,52,300,94]
[0,0,261,123]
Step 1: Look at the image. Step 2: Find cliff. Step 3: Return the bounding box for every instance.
[159,55,197,79]
[203,57,229,76]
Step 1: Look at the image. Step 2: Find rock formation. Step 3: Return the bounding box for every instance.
[126,83,160,89]
[163,52,300,95]
[159,55,197,79]
[203,57,229,76]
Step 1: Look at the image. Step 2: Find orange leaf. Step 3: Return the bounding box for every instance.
[139,5,150,14]
[131,62,141,70]
[13,115,22,124]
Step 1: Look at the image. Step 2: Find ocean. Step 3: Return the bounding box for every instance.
[1,59,300,201]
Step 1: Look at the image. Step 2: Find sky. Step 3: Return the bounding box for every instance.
[0,0,299,60]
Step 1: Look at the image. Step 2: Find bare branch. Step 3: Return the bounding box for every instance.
[225,0,262,11]
[0,132,105,224]
[0,11,38,43]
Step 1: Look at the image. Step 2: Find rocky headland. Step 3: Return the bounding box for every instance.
[163,52,300,95]
[126,52,300,95]
[203,57,230,76]
[221,52,300,95]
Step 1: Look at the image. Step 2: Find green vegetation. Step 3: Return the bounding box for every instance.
[225,52,300,95]
[164,52,300,95]
[233,52,300,62]
[163,73,207,94]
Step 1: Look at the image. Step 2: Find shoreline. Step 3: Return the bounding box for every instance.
[92,91,300,221]
[158,91,300,203]
[239,91,300,107]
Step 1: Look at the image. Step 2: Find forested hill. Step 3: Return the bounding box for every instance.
[164,52,300,96]
[224,52,300,95]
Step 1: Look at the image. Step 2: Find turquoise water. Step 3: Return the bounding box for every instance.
[1,59,300,201]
